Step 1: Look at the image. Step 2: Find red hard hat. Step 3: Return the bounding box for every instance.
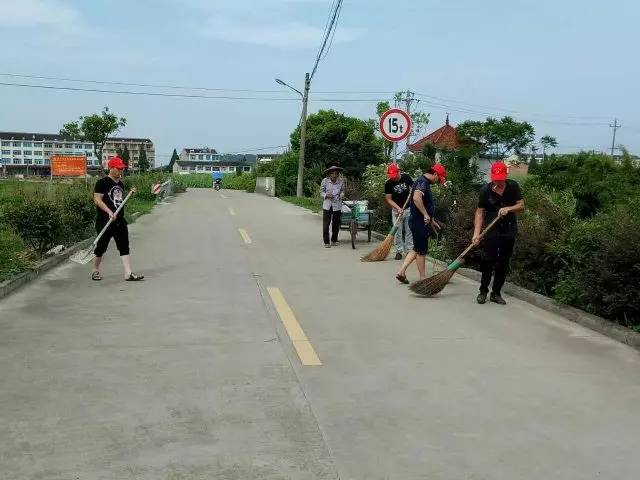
[386,163,400,179]
[107,156,126,170]
[431,163,447,184]
[491,161,508,181]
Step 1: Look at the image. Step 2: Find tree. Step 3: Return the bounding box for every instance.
[540,135,558,159]
[60,107,126,165]
[138,144,150,172]
[290,109,385,179]
[457,116,535,159]
[393,91,430,137]
[169,149,179,171]
[116,145,131,168]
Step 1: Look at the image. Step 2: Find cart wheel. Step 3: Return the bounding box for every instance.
[350,219,357,249]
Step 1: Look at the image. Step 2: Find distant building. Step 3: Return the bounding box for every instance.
[102,137,155,170]
[0,131,154,176]
[257,153,284,164]
[408,116,463,155]
[174,147,256,175]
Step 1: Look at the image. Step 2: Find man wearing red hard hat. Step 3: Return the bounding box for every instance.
[396,163,446,284]
[471,161,524,305]
[384,163,415,260]
[91,156,144,282]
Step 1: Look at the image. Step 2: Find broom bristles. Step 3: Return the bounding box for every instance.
[361,234,394,262]
[409,269,455,296]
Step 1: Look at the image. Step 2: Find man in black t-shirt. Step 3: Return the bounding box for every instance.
[384,164,414,260]
[472,161,524,305]
[92,156,144,282]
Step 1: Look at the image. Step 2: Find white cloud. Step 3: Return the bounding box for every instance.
[206,16,361,49]
[0,0,81,27]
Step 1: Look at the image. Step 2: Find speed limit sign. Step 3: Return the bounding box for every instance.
[379,108,412,142]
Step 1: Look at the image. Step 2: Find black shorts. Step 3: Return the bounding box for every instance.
[409,215,431,256]
[94,219,130,257]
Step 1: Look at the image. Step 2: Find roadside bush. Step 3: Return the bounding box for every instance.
[169,173,212,189]
[363,163,391,232]
[5,197,64,254]
[274,152,298,197]
[553,200,640,327]
[58,189,94,244]
[0,228,32,281]
[221,172,257,192]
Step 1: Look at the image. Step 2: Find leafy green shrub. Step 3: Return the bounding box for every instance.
[274,152,298,197]
[363,163,391,233]
[553,200,640,327]
[170,173,212,189]
[5,197,64,254]
[0,228,32,281]
[221,172,257,192]
[58,189,94,244]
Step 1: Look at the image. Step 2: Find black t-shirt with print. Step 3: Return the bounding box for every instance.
[477,179,523,237]
[94,176,126,222]
[384,173,414,208]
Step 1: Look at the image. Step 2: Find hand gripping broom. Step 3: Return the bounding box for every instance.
[409,215,501,296]
[361,194,412,262]
[70,191,134,265]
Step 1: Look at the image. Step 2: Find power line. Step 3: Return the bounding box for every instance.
[0,72,285,94]
[0,72,619,124]
[0,81,386,102]
[310,0,343,80]
[414,91,611,121]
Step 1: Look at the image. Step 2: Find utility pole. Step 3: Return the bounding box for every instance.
[609,118,621,158]
[296,73,310,197]
[398,90,419,158]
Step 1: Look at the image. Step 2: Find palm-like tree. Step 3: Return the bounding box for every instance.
[540,135,558,159]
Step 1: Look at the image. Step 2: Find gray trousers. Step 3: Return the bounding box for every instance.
[391,210,413,254]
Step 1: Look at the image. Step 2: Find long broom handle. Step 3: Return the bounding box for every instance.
[454,215,502,261]
[91,191,134,247]
[388,190,414,233]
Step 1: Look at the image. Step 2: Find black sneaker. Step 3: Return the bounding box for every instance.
[477,292,487,304]
[490,293,507,305]
[395,252,403,260]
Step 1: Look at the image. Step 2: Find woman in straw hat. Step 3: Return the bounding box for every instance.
[320,165,345,248]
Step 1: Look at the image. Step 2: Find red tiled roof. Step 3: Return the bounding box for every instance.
[408,117,461,153]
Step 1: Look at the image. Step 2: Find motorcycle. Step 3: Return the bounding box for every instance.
[214,179,221,191]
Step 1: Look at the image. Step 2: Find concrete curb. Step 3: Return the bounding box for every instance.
[425,254,640,351]
[277,198,640,351]
[0,238,92,300]
[0,199,162,301]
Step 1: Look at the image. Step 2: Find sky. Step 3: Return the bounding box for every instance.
[0,0,639,164]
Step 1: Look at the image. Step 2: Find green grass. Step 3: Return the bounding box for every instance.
[125,198,156,222]
[281,196,323,213]
[0,228,33,282]
[0,178,163,283]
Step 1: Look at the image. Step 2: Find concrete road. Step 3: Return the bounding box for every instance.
[1,189,639,480]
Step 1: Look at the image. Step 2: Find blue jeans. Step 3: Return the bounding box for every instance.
[391,210,413,254]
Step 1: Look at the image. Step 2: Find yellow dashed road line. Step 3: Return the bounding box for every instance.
[267,287,322,366]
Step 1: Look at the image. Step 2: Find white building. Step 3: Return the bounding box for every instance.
[0,132,155,176]
[102,137,155,170]
[173,147,255,175]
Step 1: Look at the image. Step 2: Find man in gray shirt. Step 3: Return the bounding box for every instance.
[320,166,345,247]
